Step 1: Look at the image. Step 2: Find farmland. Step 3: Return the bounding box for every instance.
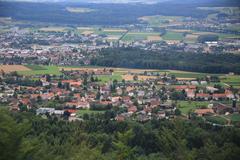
[0,65,31,73]
[122,32,161,42]
[1,65,238,85]
[18,65,61,76]
[38,27,69,32]
[162,31,184,41]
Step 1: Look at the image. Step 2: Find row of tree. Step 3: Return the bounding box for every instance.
[0,108,240,160]
[91,47,240,74]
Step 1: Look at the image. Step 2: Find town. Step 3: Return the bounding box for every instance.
[0,66,239,126]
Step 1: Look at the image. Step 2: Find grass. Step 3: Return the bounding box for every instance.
[162,31,184,41]
[220,75,240,88]
[25,65,46,70]
[226,113,240,125]
[205,115,228,125]
[18,66,61,76]
[77,110,105,117]
[177,101,209,114]
[96,72,123,83]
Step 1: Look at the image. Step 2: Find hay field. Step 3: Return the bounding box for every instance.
[122,74,158,81]
[39,27,68,32]
[0,65,31,73]
[147,35,162,41]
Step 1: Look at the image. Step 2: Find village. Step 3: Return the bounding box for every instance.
[0,67,239,126]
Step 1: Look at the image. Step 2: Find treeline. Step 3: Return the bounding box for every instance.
[0,109,240,160]
[91,48,240,74]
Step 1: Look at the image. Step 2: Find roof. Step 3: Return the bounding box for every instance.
[195,108,214,115]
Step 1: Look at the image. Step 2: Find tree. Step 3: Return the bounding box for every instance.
[175,108,181,116]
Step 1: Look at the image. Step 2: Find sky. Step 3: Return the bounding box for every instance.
[1,0,171,3]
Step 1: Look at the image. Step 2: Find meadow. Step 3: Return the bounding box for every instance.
[18,65,61,76]
[177,101,209,114]
[162,31,184,41]
[220,75,240,88]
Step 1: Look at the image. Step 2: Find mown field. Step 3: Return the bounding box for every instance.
[19,65,61,76]
[177,101,209,114]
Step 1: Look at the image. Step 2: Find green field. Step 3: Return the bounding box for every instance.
[162,31,184,41]
[177,101,209,114]
[226,113,240,125]
[96,72,123,83]
[77,110,105,117]
[19,66,61,76]
[205,115,228,125]
[160,70,223,78]
[25,65,46,70]
[220,75,240,88]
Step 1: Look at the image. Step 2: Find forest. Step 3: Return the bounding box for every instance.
[0,1,232,25]
[90,48,240,74]
[0,108,240,160]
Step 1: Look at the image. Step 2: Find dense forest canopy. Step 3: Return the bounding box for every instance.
[90,48,240,74]
[0,1,237,25]
[0,109,240,160]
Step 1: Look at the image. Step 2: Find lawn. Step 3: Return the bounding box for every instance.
[162,31,184,41]
[77,110,105,117]
[18,66,61,76]
[177,101,209,114]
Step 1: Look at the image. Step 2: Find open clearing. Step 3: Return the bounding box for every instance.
[66,7,95,13]
[0,65,31,73]
[122,74,158,81]
[139,15,184,27]
[39,27,68,32]
[147,35,162,41]
[103,29,127,32]
[122,32,161,42]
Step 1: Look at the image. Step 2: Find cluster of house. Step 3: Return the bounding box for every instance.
[1,25,239,67]
[175,85,236,100]
[0,68,239,122]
